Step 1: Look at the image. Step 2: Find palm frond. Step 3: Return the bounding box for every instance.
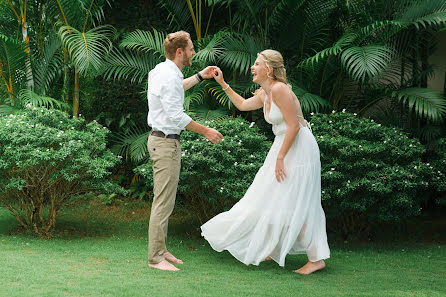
[194,32,226,64]
[32,34,64,95]
[158,0,193,31]
[269,0,307,30]
[297,33,357,69]
[392,87,446,123]
[120,29,166,58]
[17,89,70,111]
[397,0,446,29]
[59,25,115,76]
[102,48,160,83]
[110,124,150,163]
[341,45,393,83]
[0,104,16,115]
[219,33,261,75]
[188,106,231,122]
[290,82,331,114]
[184,85,206,110]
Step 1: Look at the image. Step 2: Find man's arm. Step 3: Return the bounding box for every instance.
[185,120,223,144]
[183,66,218,91]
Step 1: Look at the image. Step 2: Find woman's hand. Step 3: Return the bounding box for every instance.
[212,67,226,86]
[275,157,287,183]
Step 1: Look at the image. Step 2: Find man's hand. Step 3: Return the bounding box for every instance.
[200,66,218,79]
[204,127,223,144]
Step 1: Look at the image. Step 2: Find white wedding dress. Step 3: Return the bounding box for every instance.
[201,95,330,266]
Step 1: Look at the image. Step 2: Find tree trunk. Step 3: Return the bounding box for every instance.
[22,21,35,91]
[73,70,80,117]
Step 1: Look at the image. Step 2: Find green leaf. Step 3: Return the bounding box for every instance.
[392,88,446,123]
[341,45,393,83]
[59,25,115,76]
[120,29,166,58]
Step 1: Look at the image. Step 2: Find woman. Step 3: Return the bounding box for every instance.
[201,50,330,274]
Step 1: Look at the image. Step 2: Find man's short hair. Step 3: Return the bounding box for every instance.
[164,31,191,60]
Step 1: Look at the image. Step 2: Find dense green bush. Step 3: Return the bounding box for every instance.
[428,138,446,206]
[310,111,434,237]
[135,117,271,224]
[0,106,124,237]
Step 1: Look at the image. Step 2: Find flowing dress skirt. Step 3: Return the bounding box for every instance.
[201,125,330,266]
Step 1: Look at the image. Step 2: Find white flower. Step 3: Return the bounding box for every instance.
[310,112,314,116]
[234,162,238,166]
[332,110,336,113]
[353,113,357,116]
[331,168,335,171]
[249,122,255,128]
[342,109,346,113]
[329,120,332,124]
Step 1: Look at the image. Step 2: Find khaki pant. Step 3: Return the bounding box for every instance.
[147,134,181,264]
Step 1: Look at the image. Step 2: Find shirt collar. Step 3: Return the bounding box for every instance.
[165,59,184,79]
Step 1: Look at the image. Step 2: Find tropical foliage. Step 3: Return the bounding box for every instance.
[0,0,113,117]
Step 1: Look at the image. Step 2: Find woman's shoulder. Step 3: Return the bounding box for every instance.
[271,82,292,104]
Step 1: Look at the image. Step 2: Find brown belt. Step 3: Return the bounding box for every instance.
[150,130,180,140]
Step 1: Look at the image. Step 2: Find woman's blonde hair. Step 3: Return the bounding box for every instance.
[254,49,290,95]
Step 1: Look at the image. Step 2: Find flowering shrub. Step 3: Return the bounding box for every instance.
[428,138,446,205]
[310,111,435,237]
[135,117,271,224]
[0,106,124,237]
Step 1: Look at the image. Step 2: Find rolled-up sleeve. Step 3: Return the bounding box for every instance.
[159,78,192,130]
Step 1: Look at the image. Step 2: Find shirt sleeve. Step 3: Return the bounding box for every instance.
[159,77,192,130]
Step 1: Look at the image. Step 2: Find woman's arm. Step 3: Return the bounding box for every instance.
[212,68,264,111]
[271,83,300,182]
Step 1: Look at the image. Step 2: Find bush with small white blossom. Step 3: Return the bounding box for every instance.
[0,106,125,237]
[134,117,271,224]
[310,111,434,237]
[427,138,446,205]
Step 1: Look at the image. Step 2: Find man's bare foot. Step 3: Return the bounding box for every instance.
[164,251,183,264]
[148,260,180,271]
[293,260,326,275]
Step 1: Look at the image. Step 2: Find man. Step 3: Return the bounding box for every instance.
[147,31,223,271]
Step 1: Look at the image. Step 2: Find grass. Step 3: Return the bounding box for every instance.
[0,199,445,297]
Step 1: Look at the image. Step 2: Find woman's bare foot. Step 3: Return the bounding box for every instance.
[164,251,183,264]
[265,256,272,261]
[293,260,326,274]
[148,259,180,271]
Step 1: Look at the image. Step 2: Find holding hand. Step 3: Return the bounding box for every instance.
[212,67,226,86]
[200,66,219,79]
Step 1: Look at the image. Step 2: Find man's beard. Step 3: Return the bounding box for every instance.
[182,55,192,67]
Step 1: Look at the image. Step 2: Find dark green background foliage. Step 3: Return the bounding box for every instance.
[135,117,271,223]
[0,106,123,235]
[310,111,437,235]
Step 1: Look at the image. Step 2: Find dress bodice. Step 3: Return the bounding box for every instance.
[264,98,307,136]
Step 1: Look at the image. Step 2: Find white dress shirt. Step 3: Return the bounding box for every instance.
[147,59,192,135]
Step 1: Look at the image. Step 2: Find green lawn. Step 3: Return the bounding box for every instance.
[0,200,445,297]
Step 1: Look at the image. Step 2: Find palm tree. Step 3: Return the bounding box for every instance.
[50,0,115,117]
[298,0,446,127]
